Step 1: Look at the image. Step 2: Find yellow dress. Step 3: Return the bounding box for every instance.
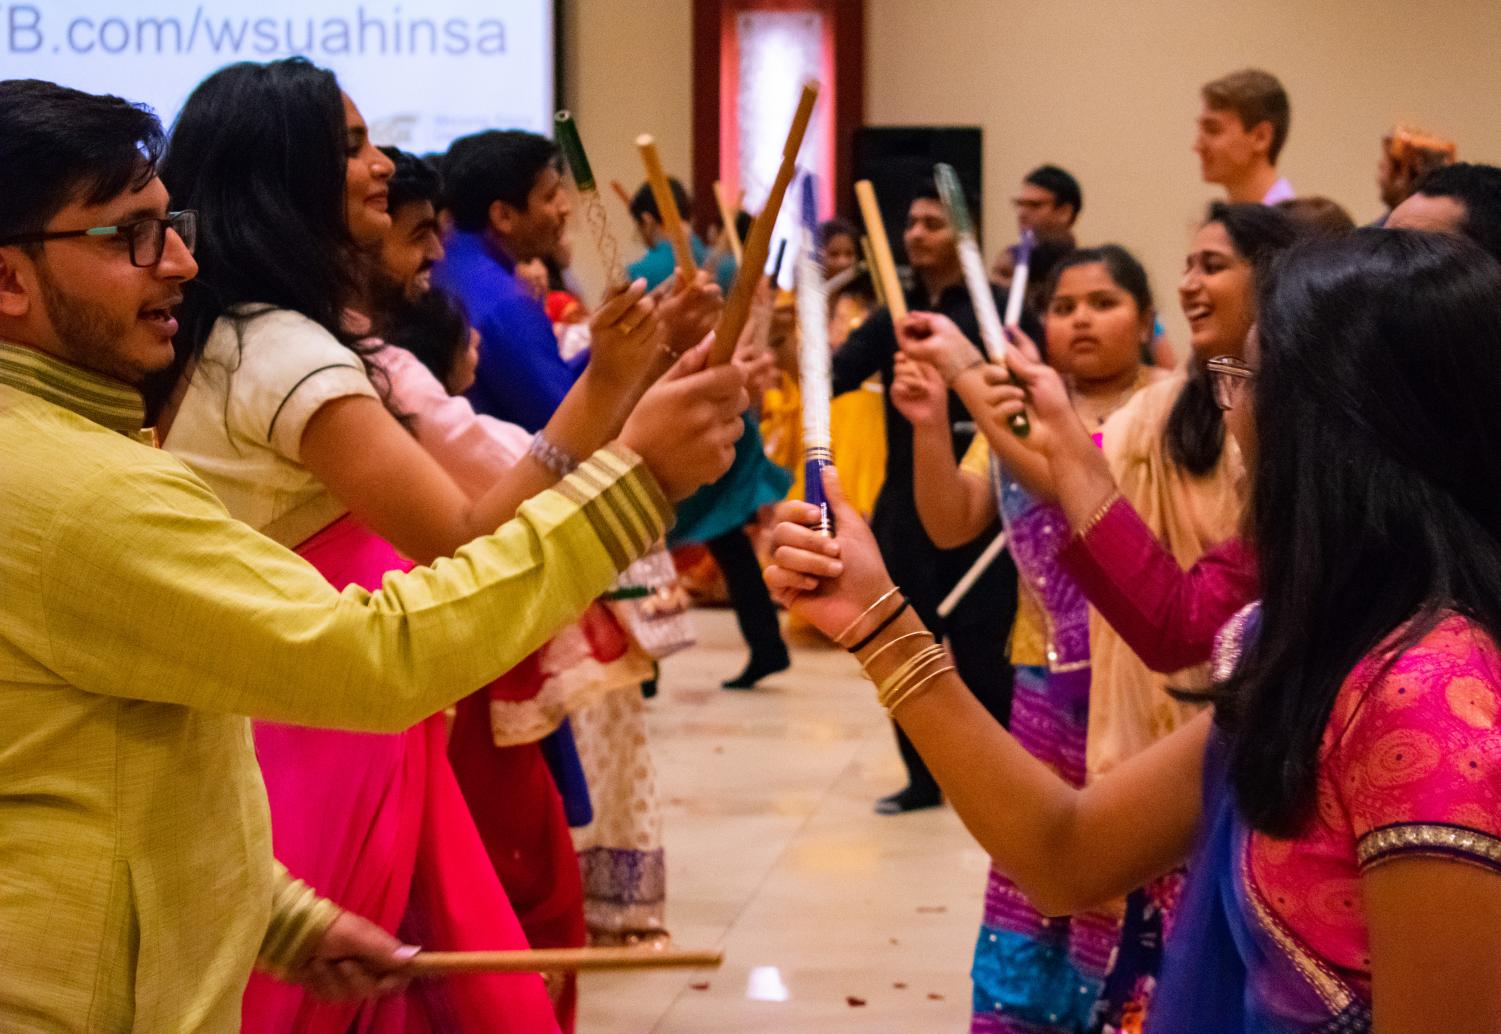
[759,292,888,519]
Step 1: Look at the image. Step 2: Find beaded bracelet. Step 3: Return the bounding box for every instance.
[527,432,582,478]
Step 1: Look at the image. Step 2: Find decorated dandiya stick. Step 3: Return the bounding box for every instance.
[795,175,835,537]
[934,163,1029,436]
[823,260,866,295]
[854,180,907,323]
[713,180,744,266]
[709,79,820,365]
[860,235,887,308]
[555,110,627,290]
[635,134,697,280]
[408,946,724,977]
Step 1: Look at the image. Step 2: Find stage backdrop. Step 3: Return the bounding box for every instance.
[2,0,555,153]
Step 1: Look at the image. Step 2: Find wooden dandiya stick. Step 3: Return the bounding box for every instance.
[860,235,887,308]
[854,180,907,323]
[555,110,627,290]
[709,79,820,365]
[408,946,725,977]
[934,163,1028,436]
[610,179,634,214]
[635,134,697,281]
[713,180,744,266]
[795,174,835,536]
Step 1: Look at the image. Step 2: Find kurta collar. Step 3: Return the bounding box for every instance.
[0,340,146,435]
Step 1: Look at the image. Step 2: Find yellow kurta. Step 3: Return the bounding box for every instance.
[0,342,670,1032]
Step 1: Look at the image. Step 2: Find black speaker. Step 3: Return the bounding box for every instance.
[851,126,983,265]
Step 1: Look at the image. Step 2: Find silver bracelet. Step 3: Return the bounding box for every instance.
[526,432,581,477]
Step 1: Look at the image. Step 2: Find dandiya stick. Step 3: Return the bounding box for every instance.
[555,110,626,290]
[408,946,724,977]
[937,531,1009,620]
[709,79,820,365]
[1004,228,1036,329]
[854,180,907,323]
[635,134,697,280]
[609,179,634,214]
[713,180,743,266]
[860,235,887,308]
[795,174,834,537]
[934,163,1028,436]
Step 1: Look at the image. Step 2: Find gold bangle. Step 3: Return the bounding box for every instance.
[886,665,954,716]
[877,650,949,709]
[834,585,902,647]
[874,644,947,704]
[872,645,941,701]
[860,630,932,668]
[1075,489,1122,539]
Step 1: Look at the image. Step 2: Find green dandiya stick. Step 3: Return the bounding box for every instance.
[555,110,626,289]
[934,163,1029,437]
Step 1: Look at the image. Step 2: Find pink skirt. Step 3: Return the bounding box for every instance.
[241,514,560,1034]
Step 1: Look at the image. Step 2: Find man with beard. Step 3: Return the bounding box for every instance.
[0,78,743,1029]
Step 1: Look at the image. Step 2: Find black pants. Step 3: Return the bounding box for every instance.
[892,616,1013,795]
[706,526,787,662]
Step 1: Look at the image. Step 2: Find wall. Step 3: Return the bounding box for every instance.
[863,0,1501,344]
[560,0,696,303]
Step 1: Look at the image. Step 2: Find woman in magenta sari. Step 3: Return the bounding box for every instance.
[157,59,735,1033]
[765,229,1501,1032]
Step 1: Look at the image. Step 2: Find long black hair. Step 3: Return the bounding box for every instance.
[1223,229,1501,836]
[154,58,372,413]
[1166,202,1299,475]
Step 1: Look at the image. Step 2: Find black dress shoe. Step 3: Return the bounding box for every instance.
[721,650,791,689]
[874,785,942,815]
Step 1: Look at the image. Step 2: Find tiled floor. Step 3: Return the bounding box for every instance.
[579,609,990,1033]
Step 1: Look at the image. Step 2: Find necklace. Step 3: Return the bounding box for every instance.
[1069,368,1150,429]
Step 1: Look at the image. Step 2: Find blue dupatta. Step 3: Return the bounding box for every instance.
[1148,605,1373,1034]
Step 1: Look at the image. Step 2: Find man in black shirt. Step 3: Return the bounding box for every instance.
[833,183,1022,814]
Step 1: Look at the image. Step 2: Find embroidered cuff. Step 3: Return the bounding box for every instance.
[553,443,674,572]
[259,863,342,979]
[1356,822,1501,875]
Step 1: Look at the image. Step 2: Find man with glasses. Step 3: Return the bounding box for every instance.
[0,78,742,1029]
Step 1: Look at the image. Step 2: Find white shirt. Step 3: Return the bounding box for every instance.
[165,307,378,545]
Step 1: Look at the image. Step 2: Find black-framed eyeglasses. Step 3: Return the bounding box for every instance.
[0,210,197,268]
[1207,355,1254,411]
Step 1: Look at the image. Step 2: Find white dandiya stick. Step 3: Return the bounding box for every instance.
[408,945,724,977]
[796,174,835,537]
[713,180,744,266]
[854,180,907,323]
[937,531,1009,620]
[710,79,820,365]
[1004,228,1036,329]
[636,134,697,281]
[934,163,1028,437]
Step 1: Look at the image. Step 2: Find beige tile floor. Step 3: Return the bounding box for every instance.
[579,609,990,1033]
